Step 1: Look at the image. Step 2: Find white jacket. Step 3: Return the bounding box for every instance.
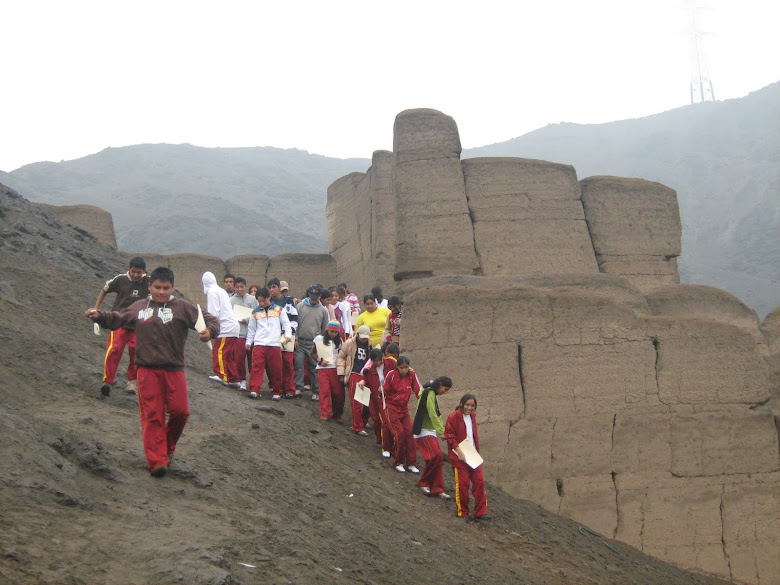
[202,272,240,338]
[246,304,292,347]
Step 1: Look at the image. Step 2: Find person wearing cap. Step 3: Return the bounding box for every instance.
[356,295,391,348]
[337,324,374,435]
[294,285,330,400]
[310,321,345,420]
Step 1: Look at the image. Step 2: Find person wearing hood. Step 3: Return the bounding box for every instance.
[202,271,241,386]
[85,267,219,478]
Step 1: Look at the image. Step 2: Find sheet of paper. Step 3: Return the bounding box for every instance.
[281,334,295,352]
[232,304,253,321]
[458,438,484,469]
[196,304,213,349]
[93,323,101,335]
[350,311,359,327]
[315,340,334,364]
[354,383,371,407]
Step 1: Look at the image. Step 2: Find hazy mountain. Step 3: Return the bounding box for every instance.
[2,83,777,316]
[0,145,370,259]
[465,82,779,318]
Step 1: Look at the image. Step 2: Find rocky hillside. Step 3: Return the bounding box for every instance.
[0,182,731,584]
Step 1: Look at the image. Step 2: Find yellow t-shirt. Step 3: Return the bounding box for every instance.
[356,307,391,347]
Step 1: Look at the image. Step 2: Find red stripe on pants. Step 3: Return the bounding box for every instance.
[452,463,487,518]
[416,435,445,495]
[249,345,283,395]
[348,373,369,432]
[136,367,189,471]
[386,406,417,468]
[317,368,344,419]
[102,327,137,384]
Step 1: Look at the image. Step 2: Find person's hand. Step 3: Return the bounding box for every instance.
[199,329,212,342]
[283,336,291,343]
[240,318,248,324]
[455,448,465,461]
[294,339,299,350]
[246,344,252,351]
[85,308,99,320]
[357,380,365,388]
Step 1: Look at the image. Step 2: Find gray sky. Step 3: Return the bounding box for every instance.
[2,0,778,172]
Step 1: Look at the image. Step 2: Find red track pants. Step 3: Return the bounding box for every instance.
[416,435,445,495]
[386,406,417,468]
[249,345,283,396]
[102,327,137,384]
[317,368,344,419]
[212,337,242,383]
[281,351,295,394]
[348,373,369,432]
[136,367,189,471]
[452,463,487,518]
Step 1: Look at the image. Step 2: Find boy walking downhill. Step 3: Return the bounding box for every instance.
[230,277,258,390]
[85,267,219,477]
[269,278,298,398]
[202,272,242,386]
[93,256,151,396]
[246,287,292,400]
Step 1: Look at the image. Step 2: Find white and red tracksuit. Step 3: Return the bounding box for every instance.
[246,303,292,397]
[382,368,421,468]
[311,335,344,419]
[445,409,487,519]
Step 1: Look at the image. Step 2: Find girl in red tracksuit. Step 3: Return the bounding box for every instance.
[382,355,421,474]
[359,348,396,457]
[445,393,487,521]
[412,377,453,499]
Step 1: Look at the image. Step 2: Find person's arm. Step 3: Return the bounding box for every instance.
[280,309,292,340]
[94,289,107,310]
[85,306,134,331]
[336,338,351,378]
[201,308,219,341]
[444,412,465,460]
[429,392,446,436]
[245,310,256,347]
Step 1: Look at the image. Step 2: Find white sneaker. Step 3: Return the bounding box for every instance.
[381,451,391,459]
[249,392,259,399]
[208,375,224,384]
[439,493,452,500]
[311,393,319,401]
[395,465,406,473]
[407,465,420,474]
[272,395,281,401]
[239,380,247,391]
[125,379,137,393]
[420,486,431,496]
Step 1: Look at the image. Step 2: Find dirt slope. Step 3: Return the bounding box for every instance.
[0,184,730,585]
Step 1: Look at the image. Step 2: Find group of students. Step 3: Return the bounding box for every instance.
[87,257,486,520]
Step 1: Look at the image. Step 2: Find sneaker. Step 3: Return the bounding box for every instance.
[395,464,406,473]
[249,392,259,399]
[272,395,281,401]
[100,383,112,396]
[208,375,224,384]
[407,465,420,474]
[283,393,295,400]
[420,486,432,496]
[381,451,391,459]
[355,430,369,437]
[304,384,311,390]
[320,416,331,421]
[239,380,247,391]
[125,379,137,393]
[150,466,167,478]
[438,493,452,500]
[311,393,319,401]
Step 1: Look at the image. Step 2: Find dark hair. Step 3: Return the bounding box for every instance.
[234,277,247,286]
[255,287,271,299]
[249,283,261,293]
[396,355,411,366]
[322,331,342,348]
[371,286,383,299]
[336,286,346,296]
[267,277,281,287]
[128,256,146,270]
[369,348,383,361]
[363,294,375,305]
[224,273,235,282]
[423,376,453,394]
[388,295,402,309]
[338,282,348,289]
[320,288,332,300]
[150,266,174,285]
[457,393,477,410]
[384,342,400,356]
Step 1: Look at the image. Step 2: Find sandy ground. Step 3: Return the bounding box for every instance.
[0,185,731,585]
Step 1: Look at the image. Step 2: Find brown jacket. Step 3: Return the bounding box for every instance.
[94,296,219,371]
[337,336,372,377]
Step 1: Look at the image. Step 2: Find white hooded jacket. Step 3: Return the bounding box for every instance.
[202,271,240,338]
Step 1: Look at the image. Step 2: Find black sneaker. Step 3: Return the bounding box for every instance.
[150,466,167,478]
[100,383,112,396]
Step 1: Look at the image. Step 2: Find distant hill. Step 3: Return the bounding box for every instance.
[0,145,370,259]
[2,83,777,316]
[465,83,780,318]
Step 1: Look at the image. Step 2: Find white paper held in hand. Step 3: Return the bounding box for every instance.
[353,383,371,407]
[196,304,213,349]
[458,438,484,469]
[93,322,101,335]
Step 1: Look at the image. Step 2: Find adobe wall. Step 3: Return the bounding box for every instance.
[325,108,779,584]
[400,276,778,585]
[37,203,118,248]
[121,251,337,307]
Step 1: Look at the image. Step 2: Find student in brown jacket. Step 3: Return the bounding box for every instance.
[85,267,219,478]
